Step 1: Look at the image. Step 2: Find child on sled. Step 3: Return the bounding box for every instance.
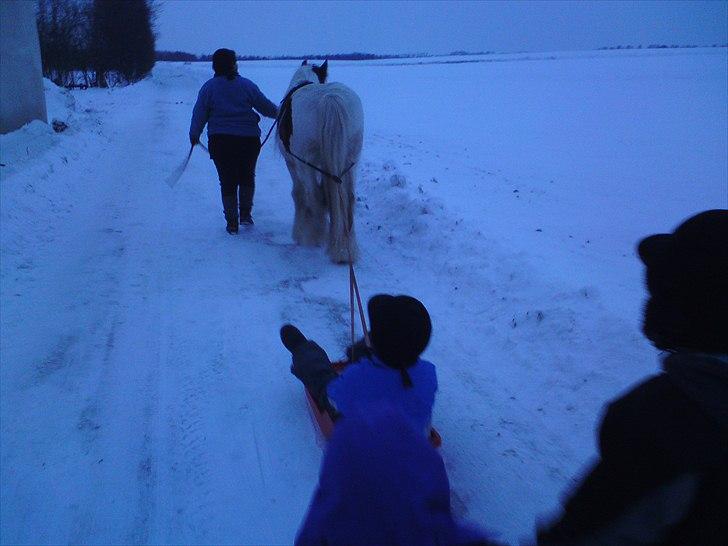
[280,294,437,436]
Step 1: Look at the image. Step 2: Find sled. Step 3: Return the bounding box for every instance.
[304,359,442,449]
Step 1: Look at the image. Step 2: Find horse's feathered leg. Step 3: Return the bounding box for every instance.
[289,156,325,247]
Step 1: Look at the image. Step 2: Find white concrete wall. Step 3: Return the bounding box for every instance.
[0,0,47,134]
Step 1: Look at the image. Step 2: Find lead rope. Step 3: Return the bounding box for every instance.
[335,185,370,363]
[260,113,280,147]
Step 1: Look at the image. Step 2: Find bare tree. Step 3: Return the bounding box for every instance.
[37,0,91,87]
[90,0,156,86]
[37,0,156,88]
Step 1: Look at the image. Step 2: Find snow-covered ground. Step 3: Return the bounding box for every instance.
[1,48,726,545]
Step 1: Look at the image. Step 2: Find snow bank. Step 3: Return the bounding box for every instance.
[0,79,76,175]
[44,78,76,124]
[0,119,55,168]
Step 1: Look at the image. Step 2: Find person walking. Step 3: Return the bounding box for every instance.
[189,48,278,233]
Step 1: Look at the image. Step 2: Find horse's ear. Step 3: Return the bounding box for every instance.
[312,59,328,83]
[301,59,307,66]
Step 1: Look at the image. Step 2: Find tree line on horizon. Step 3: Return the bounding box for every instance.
[598,43,727,50]
[155,50,431,63]
[37,0,156,88]
[156,43,727,64]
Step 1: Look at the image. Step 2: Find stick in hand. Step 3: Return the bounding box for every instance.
[165,144,195,188]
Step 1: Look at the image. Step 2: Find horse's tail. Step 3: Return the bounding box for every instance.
[320,92,358,262]
[319,93,349,183]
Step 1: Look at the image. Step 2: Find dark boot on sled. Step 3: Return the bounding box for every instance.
[280,324,307,353]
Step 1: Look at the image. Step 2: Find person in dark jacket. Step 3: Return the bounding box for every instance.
[295,405,497,546]
[189,48,278,233]
[280,294,438,436]
[537,209,728,546]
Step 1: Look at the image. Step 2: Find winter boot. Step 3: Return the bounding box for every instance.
[222,194,239,234]
[239,184,255,226]
[280,324,307,353]
[225,213,239,234]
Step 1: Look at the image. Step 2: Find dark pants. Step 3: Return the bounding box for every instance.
[209,134,261,219]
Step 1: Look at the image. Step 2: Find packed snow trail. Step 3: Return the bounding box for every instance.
[1,70,328,544]
[2,51,725,545]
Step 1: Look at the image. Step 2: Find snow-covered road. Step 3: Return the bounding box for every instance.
[2,49,726,545]
[1,69,328,544]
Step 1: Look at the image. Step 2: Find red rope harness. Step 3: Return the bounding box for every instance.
[336,186,370,360]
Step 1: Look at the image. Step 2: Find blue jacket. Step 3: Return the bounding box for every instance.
[189,75,278,140]
[296,406,493,546]
[327,355,437,435]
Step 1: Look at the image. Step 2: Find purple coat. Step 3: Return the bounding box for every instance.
[189,75,277,140]
[296,405,493,546]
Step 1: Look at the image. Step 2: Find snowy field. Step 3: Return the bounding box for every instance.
[1,48,726,545]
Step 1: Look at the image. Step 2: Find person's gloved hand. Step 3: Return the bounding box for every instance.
[189,134,199,146]
[346,335,372,362]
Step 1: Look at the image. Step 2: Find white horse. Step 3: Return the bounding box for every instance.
[277,60,363,263]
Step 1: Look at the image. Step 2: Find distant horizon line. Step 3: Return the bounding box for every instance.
[156,43,728,61]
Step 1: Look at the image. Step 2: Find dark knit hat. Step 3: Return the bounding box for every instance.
[368,294,432,386]
[638,209,728,353]
[212,48,237,78]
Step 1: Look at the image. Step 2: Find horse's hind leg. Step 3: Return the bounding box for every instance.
[289,159,326,247]
[325,172,358,264]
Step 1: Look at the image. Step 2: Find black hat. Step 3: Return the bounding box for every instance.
[368,295,432,383]
[212,48,237,77]
[638,209,728,352]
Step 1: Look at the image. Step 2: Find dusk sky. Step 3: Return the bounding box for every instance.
[155,0,728,57]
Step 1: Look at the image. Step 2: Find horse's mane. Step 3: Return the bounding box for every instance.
[286,61,328,93]
[287,67,316,92]
[278,61,328,151]
[278,81,314,152]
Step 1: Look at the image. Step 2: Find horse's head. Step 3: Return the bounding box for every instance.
[287,59,328,91]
